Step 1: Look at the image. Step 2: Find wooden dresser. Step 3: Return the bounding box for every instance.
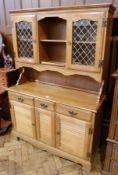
[103,69,118,175]
[8,4,115,172]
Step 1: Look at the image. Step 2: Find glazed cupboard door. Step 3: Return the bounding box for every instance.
[12,15,38,64]
[67,12,105,72]
[10,101,36,138]
[35,108,55,146]
[56,114,92,160]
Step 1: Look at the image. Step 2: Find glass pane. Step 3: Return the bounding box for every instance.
[72,19,98,66]
[16,21,33,58]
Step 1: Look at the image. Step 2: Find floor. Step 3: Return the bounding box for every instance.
[0,133,102,175]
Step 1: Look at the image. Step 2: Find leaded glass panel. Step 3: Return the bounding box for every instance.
[16,21,33,58]
[72,19,98,66]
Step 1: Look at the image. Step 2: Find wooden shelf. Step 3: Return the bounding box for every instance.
[73,41,96,44]
[19,38,32,42]
[41,61,65,67]
[40,39,67,43]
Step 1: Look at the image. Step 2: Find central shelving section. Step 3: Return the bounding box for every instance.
[38,16,67,67]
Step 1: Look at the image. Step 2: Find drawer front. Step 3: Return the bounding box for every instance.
[0,73,5,78]
[0,74,7,86]
[56,104,92,122]
[0,81,7,87]
[112,144,118,161]
[35,98,55,111]
[9,92,34,106]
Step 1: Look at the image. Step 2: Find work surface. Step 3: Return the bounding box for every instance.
[8,81,102,112]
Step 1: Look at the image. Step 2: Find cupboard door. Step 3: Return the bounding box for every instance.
[56,113,92,160]
[10,101,36,138]
[67,12,105,72]
[12,15,38,64]
[35,108,55,146]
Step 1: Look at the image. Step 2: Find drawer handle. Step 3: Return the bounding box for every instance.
[40,103,48,109]
[68,111,77,116]
[17,97,24,103]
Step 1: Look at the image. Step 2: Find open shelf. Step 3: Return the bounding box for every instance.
[38,17,66,40]
[19,38,32,42]
[40,42,66,65]
[73,41,96,44]
[38,16,67,65]
[40,39,67,43]
[41,61,65,67]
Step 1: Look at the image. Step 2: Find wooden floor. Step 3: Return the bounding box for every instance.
[0,133,102,175]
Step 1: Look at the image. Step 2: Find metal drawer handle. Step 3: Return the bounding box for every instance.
[68,111,78,116]
[40,103,48,109]
[17,97,24,103]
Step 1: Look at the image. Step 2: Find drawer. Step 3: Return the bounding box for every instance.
[112,144,118,161]
[56,104,92,122]
[0,77,7,84]
[0,77,6,82]
[0,73,5,78]
[0,82,7,87]
[8,92,34,106]
[35,98,55,111]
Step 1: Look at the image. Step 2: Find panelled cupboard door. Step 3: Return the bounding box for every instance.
[67,12,105,72]
[35,108,55,146]
[12,15,39,64]
[56,114,92,160]
[10,101,36,138]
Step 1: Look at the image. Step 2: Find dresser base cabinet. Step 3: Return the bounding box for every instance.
[8,80,104,172]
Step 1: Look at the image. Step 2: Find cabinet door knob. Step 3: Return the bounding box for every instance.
[68,111,77,116]
[40,103,48,109]
[17,97,24,103]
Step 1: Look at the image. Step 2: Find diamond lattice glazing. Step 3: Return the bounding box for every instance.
[16,21,33,58]
[72,19,97,66]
